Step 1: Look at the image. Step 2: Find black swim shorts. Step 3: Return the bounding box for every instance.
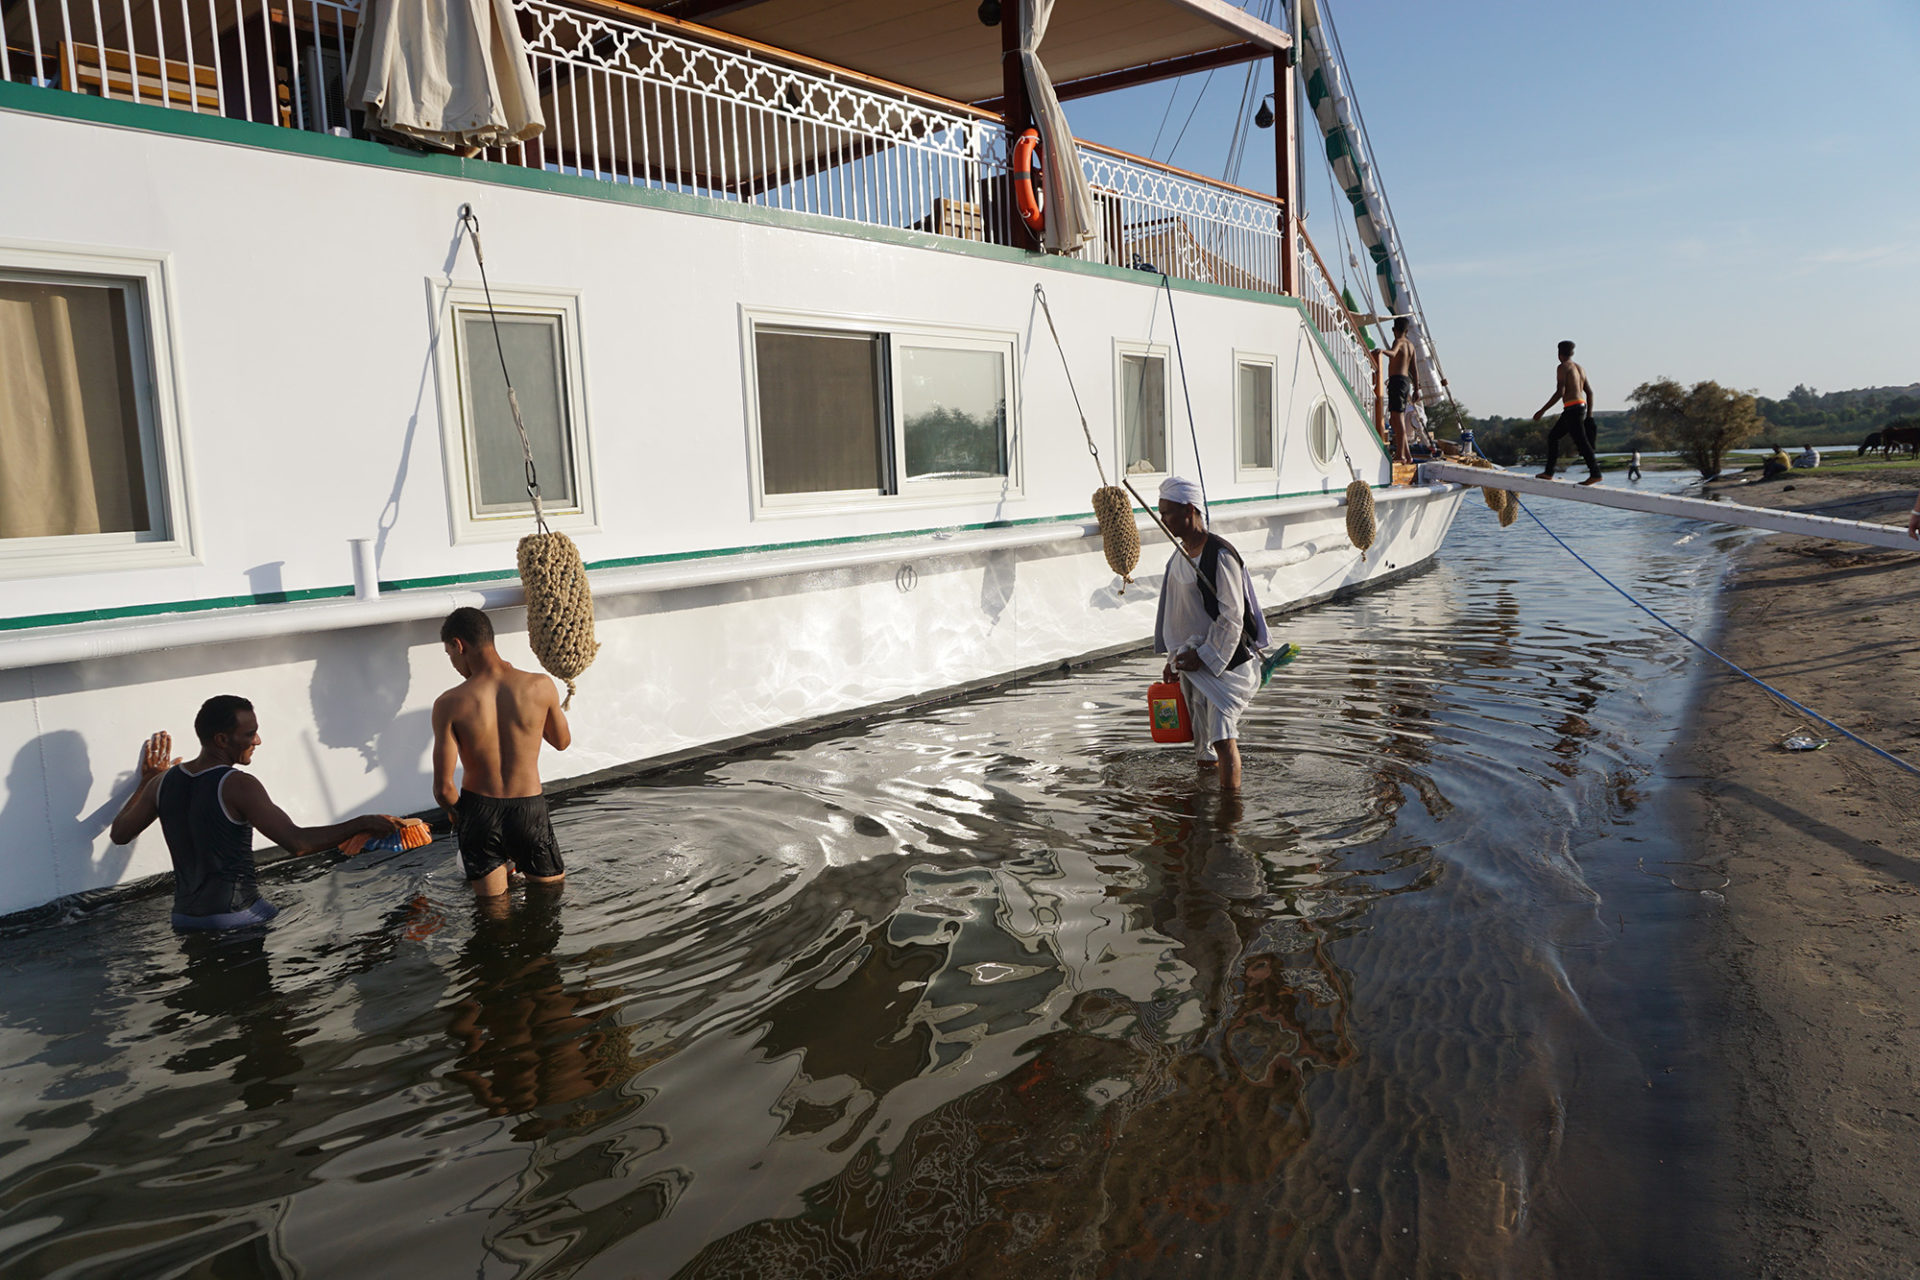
[1387,374,1412,414]
[455,792,564,881]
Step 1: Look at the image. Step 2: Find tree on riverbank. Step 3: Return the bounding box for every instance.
[1627,379,1764,478]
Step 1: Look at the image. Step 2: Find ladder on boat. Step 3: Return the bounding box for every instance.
[1417,461,1920,554]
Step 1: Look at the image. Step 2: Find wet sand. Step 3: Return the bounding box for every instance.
[1685,466,1920,1275]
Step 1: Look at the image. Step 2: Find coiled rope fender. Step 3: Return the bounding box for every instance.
[460,204,600,706]
[1091,485,1141,582]
[1344,478,1377,554]
[1455,453,1521,527]
[517,530,598,709]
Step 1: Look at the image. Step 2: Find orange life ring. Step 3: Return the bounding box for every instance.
[1012,128,1045,234]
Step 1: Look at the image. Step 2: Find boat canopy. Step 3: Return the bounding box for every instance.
[653,0,1291,105]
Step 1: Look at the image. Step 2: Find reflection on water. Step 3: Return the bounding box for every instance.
[0,482,1731,1278]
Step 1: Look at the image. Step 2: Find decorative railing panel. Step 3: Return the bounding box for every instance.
[4,0,1320,319]
[1293,226,1378,422]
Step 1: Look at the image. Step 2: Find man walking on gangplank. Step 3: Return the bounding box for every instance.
[1155,477,1264,791]
[1533,339,1603,485]
[433,607,572,898]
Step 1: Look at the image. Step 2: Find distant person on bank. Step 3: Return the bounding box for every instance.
[1762,445,1791,479]
[1384,318,1417,464]
[1794,444,1821,469]
[1154,477,1262,791]
[109,697,399,930]
[433,607,571,898]
[1532,340,1602,485]
[1628,449,1642,481]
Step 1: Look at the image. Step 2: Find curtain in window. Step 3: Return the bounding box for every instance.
[1018,0,1097,254]
[0,281,148,539]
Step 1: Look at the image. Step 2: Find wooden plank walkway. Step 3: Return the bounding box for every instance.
[1417,461,1920,553]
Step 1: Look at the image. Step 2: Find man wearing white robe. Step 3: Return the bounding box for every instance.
[1153,477,1260,789]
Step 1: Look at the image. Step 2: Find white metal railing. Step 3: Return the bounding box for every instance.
[492,0,1008,243]
[3,0,1286,298]
[2,0,359,131]
[1293,226,1378,422]
[1078,144,1282,291]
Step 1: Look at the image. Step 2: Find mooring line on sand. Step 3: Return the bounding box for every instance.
[1517,498,1920,780]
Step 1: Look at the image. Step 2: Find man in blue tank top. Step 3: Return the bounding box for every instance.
[110,696,399,930]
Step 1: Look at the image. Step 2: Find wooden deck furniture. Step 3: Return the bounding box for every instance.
[59,42,219,113]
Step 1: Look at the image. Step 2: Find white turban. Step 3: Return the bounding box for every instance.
[1158,476,1205,509]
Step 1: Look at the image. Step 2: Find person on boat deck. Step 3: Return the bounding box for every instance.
[1384,317,1417,464]
[1532,339,1603,485]
[1154,477,1262,791]
[108,697,399,931]
[433,607,572,899]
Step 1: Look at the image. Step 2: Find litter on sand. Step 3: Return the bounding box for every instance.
[1781,731,1830,752]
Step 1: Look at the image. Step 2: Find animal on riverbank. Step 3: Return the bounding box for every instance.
[1856,420,1920,458]
[1881,421,1920,457]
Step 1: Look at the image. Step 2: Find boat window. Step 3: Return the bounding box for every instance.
[457,312,577,514]
[1236,358,1276,473]
[1119,349,1168,476]
[1308,397,1340,470]
[755,328,890,497]
[748,318,1019,512]
[0,252,193,580]
[436,284,597,544]
[899,345,1008,483]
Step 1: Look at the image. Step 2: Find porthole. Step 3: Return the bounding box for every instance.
[1307,398,1340,470]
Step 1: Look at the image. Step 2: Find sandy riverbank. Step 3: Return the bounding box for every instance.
[1679,466,1920,1275]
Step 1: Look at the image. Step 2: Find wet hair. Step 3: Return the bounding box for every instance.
[440,606,495,650]
[1558,340,1575,357]
[194,694,254,743]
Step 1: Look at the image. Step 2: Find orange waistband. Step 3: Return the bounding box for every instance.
[1563,399,1586,408]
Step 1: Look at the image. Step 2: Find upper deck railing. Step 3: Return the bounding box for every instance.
[2,0,1376,414]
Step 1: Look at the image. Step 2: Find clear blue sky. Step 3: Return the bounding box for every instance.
[1062,0,1920,417]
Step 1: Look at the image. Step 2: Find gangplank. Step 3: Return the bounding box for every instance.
[1418,462,1920,554]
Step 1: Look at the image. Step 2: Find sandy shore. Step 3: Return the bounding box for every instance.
[1680,466,1920,1276]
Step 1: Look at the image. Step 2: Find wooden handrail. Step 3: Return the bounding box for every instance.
[1296,221,1370,341]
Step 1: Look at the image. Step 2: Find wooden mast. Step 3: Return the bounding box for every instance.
[1274,45,1298,295]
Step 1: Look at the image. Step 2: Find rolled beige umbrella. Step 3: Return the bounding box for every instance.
[345,0,545,154]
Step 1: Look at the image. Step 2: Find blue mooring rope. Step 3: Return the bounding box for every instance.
[1517,497,1920,779]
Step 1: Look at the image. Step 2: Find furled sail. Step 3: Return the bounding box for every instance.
[1017,0,1098,254]
[1296,0,1440,401]
[346,0,545,153]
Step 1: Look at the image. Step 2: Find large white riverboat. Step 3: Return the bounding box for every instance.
[0,0,1465,916]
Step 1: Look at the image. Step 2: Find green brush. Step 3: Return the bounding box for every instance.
[1260,642,1301,688]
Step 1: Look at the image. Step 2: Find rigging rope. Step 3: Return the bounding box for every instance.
[459,206,546,535]
[1032,284,1194,585]
[457,204,600,707]
[1519,498,1920,779]
[1159,274,1208,522]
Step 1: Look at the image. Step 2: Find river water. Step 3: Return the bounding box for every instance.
[0,479,1739,1279]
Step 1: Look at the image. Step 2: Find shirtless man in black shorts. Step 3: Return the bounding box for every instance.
[1384,317,1416,463]
[432,607,572,897]
[1532,339,1603,485]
